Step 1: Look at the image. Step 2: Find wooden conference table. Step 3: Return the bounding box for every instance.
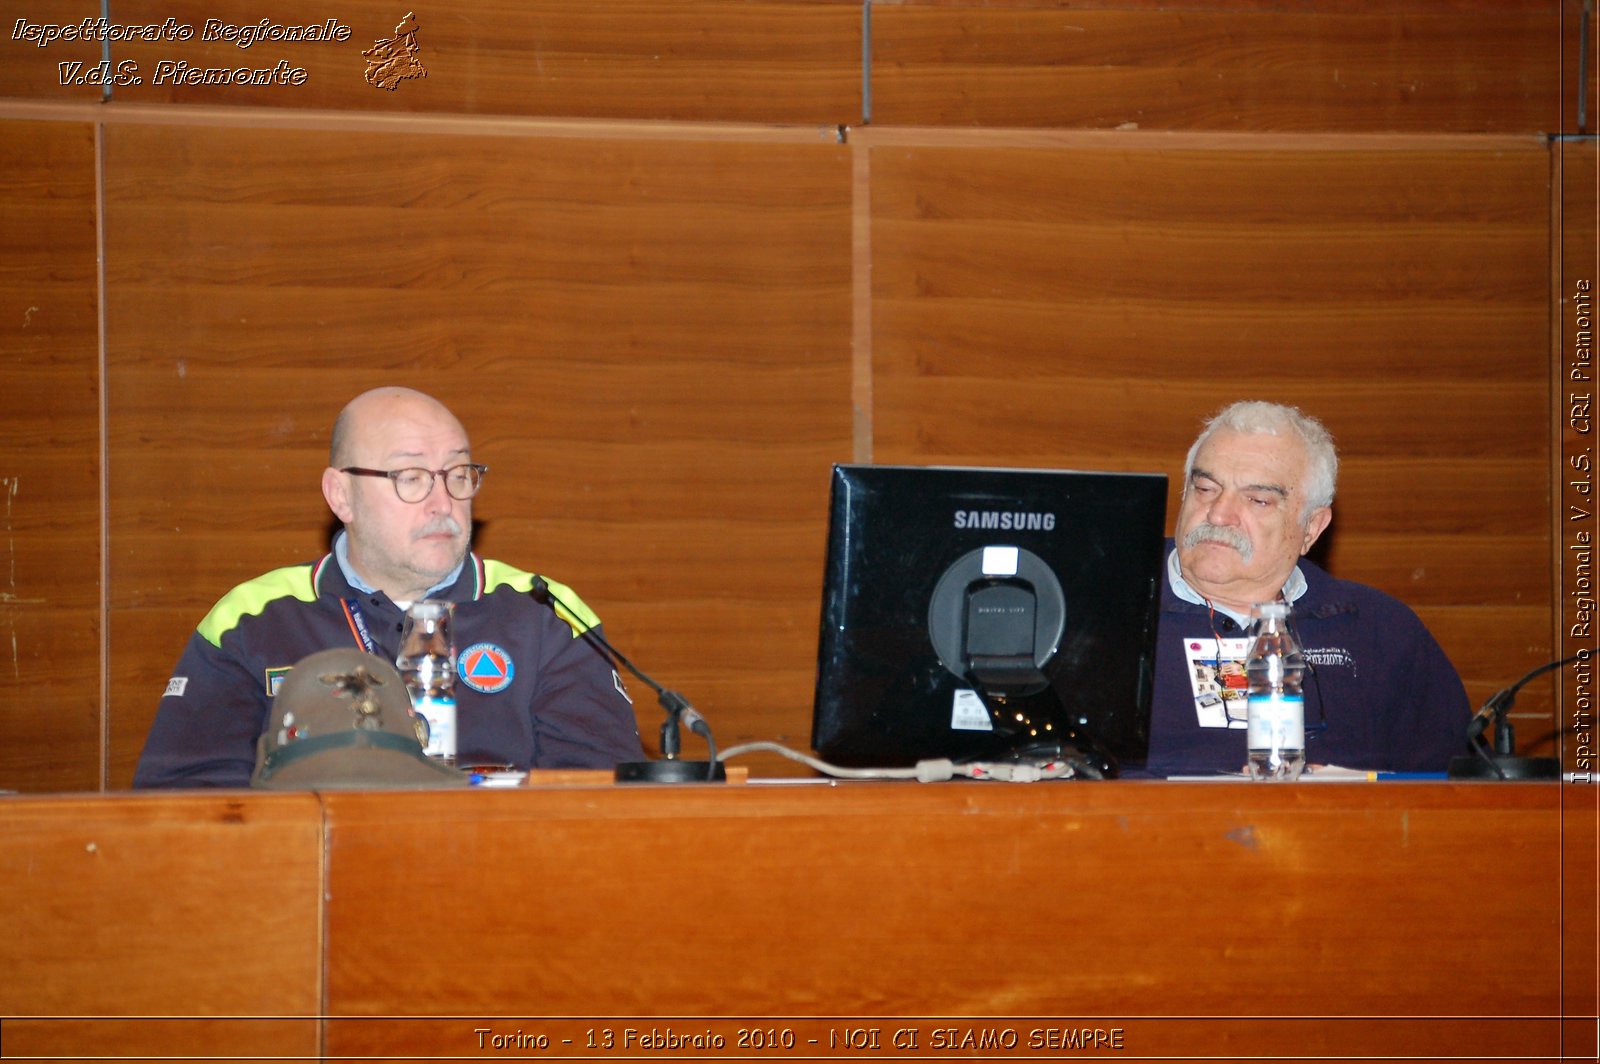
[0,777,1594,1060]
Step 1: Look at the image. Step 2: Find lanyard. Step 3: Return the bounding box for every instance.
[340,598,379,655]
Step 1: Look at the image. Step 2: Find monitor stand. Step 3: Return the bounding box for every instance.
[968,680,1118,779]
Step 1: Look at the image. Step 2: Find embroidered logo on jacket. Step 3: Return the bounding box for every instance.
[1304,646,1355,674]
[265,667,292,696]
[459,643,514,694]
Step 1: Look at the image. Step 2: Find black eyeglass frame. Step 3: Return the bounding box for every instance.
[340,463,489,503]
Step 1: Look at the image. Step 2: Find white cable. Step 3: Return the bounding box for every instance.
[716,741,1081,783]
[715,741,925,779]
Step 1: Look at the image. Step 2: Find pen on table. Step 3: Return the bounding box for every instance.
[1369,771,1449,780]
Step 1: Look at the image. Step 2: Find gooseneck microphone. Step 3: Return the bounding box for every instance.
[529,576,724,783]
[1448,654,1582,780]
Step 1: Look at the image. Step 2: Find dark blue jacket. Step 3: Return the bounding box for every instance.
[1147,546,1472,775]
[134,553,645,787]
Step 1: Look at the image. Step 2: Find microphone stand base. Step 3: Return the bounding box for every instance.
[1447,755,1561,780]
[614,759,726,784]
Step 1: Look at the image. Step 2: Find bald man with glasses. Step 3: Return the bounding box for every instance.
[134,387,644,787]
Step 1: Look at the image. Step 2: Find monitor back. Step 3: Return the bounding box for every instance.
[811,464,1168,770]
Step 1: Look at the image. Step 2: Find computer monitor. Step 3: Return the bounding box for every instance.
[810,464,1167,777]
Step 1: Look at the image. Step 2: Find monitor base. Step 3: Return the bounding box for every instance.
[1446,754,1560,780]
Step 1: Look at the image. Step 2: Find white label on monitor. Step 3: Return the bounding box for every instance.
[950,688,993,731]
[981,545,1019,576]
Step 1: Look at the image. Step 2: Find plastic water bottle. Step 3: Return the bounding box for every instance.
[1245,601,1305,781]
[396,599,457,765]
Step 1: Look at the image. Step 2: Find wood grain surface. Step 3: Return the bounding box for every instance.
[77,0,863,123]
[1556,135,1598,769]
[0,0,107,102]
[315,781,1568,1053]
[0,0,1583,790]
[0,119,102,792]
[97,121,854,785]
[0,791,322,1057]
[863,138,1553,720]
[870,2,1558,132]
[1,782,1584,1056]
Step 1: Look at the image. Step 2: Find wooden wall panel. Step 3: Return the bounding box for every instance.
[0,0,1577,789]
[1560,0,1597,137]
[0,119,101,793]
[1556,134,1598,768]
[871,2,1558,132]
[87,0,863,124]
[100,122,854,786]
[0,0,107,102]
[865,137,1551,718]
[0,792,322,1056]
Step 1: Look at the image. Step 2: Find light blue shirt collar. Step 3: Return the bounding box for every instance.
[1166,546,1307,628]
[332,529,464,601]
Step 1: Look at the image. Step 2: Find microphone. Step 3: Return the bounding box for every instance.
[529,576,724,783]
[1448,654,1581,780]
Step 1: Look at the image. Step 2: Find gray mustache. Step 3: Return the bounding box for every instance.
[415,518,463,540]
[1183,522,1253,563]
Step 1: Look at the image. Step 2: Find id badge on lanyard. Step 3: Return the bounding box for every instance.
[1182,635,1252,729]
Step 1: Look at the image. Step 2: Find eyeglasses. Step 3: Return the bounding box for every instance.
[340,464,488,503]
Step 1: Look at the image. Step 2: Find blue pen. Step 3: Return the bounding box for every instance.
[1371,771,1449,780]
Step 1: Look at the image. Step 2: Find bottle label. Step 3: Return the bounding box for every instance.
[1247,692,1304,750]
[413,693,457,760]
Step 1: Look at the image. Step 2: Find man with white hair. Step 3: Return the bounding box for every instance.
[1147,400,1470,775]
[135,386,645,786]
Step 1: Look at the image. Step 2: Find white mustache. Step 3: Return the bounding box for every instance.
[1184,522,1253,562]
[414,517,463,540]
